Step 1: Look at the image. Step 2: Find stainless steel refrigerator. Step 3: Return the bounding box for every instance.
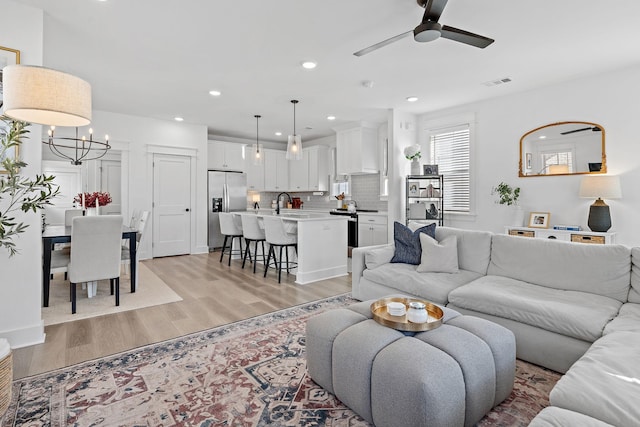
[208,170,247,249]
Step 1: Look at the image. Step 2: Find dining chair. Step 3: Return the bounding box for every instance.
[263,216,298,283]
[65,209,84,226]
[121,210,149,284]
[68,215,124,314]
[219,212,247,266]
[240,213,266,273]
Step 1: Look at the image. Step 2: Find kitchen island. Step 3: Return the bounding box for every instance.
[236,211,348,285]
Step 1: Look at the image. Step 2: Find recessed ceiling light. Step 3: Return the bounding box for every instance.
[327,115,336,121]
[406,96,419,102]
[209,90,221,96]
[174,117,184,122]
[301,61,317,69]
[275,131,282,136]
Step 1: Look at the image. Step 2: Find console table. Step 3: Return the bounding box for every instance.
[504,226,616,245]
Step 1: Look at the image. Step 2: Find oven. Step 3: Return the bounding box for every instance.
[329,209,358,247]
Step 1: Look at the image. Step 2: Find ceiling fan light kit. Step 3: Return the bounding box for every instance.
[354,0,494,57]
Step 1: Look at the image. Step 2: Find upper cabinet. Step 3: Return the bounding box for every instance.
[245,146,265,191]
[264,149,289,191]
[335,122,379,175]
[519,122,606,177]
[208,141,246,171]
[289,146,329,192]
[289,149,310,191]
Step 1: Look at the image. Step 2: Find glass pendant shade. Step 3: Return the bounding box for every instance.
[285,99,302,160]
[253,115,263,165]
[286,134,303,160]
[2,65,92,126]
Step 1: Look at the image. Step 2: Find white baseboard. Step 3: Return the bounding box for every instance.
[0,321,45,349]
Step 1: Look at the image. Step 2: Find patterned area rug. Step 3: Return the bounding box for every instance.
[2,295,560,426]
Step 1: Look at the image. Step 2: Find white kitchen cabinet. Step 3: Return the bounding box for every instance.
[264,149,289,191]
[335,123,378,175]
[288,149,309,191]
[245,146,265,191]
[208,141,245,171]
[307,145,329,191]
[358,214,388,247]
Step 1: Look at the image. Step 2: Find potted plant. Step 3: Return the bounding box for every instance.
[1,116,59,256]
[493,182,524,226]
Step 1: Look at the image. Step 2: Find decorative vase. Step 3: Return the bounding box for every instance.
[410,158,421,175]
[512,205,525,226]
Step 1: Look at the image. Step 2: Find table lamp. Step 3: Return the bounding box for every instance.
[252,194,260,210]
[579,176,621,232]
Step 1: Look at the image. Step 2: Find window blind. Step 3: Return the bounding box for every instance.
[429,125,470,213]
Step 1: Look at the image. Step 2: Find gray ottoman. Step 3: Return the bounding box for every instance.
[306,299,516,427]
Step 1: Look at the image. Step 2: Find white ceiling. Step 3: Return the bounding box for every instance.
[11,0,640,145]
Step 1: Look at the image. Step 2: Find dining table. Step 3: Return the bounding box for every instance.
[41,225,138,307]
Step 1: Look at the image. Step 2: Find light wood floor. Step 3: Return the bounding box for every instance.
[12,252,352,380]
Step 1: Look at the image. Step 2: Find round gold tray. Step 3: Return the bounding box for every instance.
[370,297,444,332]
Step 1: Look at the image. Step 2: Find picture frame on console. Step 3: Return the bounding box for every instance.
[423,164,438,176]
[528,212,550,228]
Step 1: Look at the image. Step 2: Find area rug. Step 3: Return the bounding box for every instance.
[2,295,560,426]
[42,262,183,326]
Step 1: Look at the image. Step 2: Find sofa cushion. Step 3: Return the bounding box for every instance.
[362,262,482,305]
[416,234,459,273]
[448,275,622,342]
[488,234,631,302]
[629,247,640,303]
[550,331,640,427]
[364,245,395,270]
[529,407,615,427]
[603,303,640,334]
[435,227,492,275]
[390,221,436,265]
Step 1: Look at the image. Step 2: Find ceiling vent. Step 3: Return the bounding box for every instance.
[483,77,512,87]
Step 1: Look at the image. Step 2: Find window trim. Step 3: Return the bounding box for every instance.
[420,112,476,217]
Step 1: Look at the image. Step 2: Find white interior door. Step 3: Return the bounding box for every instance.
[99,159,121,215]
[153,154,191,257]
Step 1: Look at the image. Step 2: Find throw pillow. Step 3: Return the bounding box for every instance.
[416,234,459,273]
[364,245,395,270]
[390,221,436,265]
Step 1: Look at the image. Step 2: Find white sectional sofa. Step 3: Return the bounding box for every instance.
[351,226,640,426]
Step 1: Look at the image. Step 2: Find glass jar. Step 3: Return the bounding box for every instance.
[406,301,428,323]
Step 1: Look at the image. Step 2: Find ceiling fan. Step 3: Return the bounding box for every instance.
[561,126,602,135]
[354,0,494,57]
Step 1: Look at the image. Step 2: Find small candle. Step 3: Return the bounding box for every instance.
[82,193,86,209]
[96,197,100,214]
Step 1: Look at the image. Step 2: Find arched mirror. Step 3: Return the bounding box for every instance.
[519,121,606,177]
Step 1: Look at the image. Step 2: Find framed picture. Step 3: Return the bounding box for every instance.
[423,164,439,175]
[528,212,550,229]
[408,181,420,196]
[1,45,21,110]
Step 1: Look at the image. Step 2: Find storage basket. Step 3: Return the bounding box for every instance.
[0,340,11,416]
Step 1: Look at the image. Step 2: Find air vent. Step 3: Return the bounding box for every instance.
[483,77,512,87]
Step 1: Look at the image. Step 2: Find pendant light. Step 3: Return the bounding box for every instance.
[253,115,263,165]
[286,99,303,160]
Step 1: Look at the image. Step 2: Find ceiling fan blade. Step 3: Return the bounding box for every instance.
[421,0,449,22]
[353,30,413,57]
[440,25,494,48]
[560,127,595,135]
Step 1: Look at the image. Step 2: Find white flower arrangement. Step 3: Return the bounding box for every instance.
[403,144,421,161]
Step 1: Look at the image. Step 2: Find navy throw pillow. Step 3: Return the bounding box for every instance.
[390,221,437,265]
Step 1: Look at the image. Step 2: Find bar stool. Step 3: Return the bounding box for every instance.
[240,214,267,273]
[219,212,247,266]
[263,216,298,283]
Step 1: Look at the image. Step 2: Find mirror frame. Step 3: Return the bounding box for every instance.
[519,121,607,177]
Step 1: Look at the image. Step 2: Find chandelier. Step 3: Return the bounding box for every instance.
[44,126,111,165]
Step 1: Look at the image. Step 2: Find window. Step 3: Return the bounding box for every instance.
[428,124,471,213]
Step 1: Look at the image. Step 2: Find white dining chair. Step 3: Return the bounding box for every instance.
[219,212,247,266]
[263,216,298,283]
[121,210,149,284]
[65,209,84,226]
[240,213,266,273]
[68,215,124,314]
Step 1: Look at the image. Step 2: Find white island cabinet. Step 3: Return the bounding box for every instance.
[237,211,348,284]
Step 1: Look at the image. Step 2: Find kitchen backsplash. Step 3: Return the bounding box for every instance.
[252,173,388,212]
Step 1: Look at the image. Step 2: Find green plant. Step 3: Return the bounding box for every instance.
[493,182,520,206]
[1,115,60,256]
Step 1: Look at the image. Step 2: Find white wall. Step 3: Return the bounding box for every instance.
[418,63,640,246]
[0,0,44,347]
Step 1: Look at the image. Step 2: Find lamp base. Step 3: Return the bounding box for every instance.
[587,198,611,232]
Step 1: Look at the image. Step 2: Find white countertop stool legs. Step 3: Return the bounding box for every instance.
[218,212,248,266]
[262,216,298,283]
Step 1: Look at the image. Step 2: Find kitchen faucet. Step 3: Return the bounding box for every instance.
[276,192,293,215]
